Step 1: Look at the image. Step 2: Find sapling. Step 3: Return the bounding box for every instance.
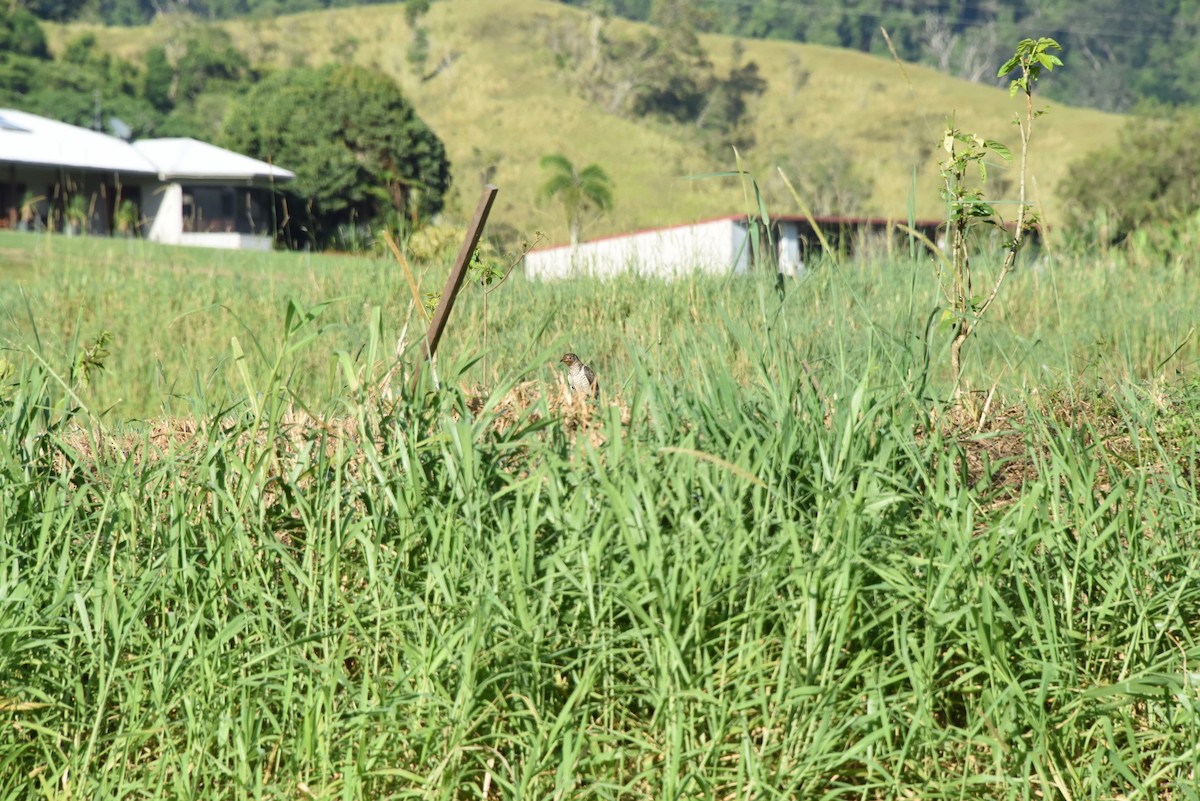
[937,37,1062,399]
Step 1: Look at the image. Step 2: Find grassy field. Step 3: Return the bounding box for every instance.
[3,229,1200,419]
[2,230,1200,798]
[46,0,1124,245]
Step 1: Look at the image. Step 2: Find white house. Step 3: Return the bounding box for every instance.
[132,138,293,251]
[0,109,294,250]
[524,214,945,280]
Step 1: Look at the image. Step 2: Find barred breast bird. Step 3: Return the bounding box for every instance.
[560,352,598,398]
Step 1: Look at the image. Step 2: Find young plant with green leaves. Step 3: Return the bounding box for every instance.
[935,37,1062,398]
[113,199,139,237]
[64,194,90,235]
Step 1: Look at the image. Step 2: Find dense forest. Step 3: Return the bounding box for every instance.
[560,0,1197,113]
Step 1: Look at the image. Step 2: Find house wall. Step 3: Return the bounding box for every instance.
[144,181,275,250]
[525,218,752,280]
[180,232,274,251]
[145,182,183,245]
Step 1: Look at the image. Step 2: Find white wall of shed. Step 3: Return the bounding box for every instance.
[526,218,752,280]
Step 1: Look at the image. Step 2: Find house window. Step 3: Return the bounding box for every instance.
[181,186,273,235]
[0,182,19,229]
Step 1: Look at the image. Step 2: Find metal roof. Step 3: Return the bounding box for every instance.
[0,108,158,174]
[132,138,294,182]
[0,110,294,183]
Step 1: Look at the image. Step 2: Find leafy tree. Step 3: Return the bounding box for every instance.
[550,6,766,147]
[172,27,253,103]
[0,57,39,100]
[630,0,711,121]
[580,0,651,18]
[155,92,237,140]
[627,33,709,122]
[0,8,49,101]
[407,27,430,77]
[61,31,98,64]
[19,89,163,138]
[142,47,173,113]
[116,24,259,140]
[405,0,434,78]
[18,0,88,22]
[404,0,430,25]
[538,154,614,246]
[697,42,766,153]
[56,32,140,97]
[550,0,714,122]
[94,0,159,26]
[221,64,452,246]
[0,8,50,59]
[1060,108,1200,243]
[742,1,808,41]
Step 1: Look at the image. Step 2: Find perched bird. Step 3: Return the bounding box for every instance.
[560,352,598,398]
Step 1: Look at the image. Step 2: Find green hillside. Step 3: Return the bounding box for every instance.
[48,0,1123,245]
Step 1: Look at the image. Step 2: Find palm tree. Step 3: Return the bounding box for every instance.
[538,154,614,247]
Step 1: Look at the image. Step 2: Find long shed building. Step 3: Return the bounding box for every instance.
[524,214,945,280]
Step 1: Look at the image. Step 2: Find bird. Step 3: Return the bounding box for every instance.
[560,352,598,398]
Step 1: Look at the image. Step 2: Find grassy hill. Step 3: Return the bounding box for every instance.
[47,0,1124,245]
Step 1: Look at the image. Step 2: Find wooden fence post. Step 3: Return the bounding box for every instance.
[410,184,499,393]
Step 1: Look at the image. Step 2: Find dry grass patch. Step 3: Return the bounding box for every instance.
[55,378,636,478]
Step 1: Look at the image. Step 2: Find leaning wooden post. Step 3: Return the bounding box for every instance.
[410,184,499,393]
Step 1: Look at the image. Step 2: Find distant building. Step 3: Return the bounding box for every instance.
[0,109,293,251]
[524,214,946,280]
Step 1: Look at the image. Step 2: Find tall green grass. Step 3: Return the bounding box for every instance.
[2,231,1199,421]
[2,231,1200,799]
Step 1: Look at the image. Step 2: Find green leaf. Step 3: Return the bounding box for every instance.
[985,140,1013,161]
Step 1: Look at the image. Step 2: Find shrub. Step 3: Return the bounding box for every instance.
[1060,106,1200,244]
